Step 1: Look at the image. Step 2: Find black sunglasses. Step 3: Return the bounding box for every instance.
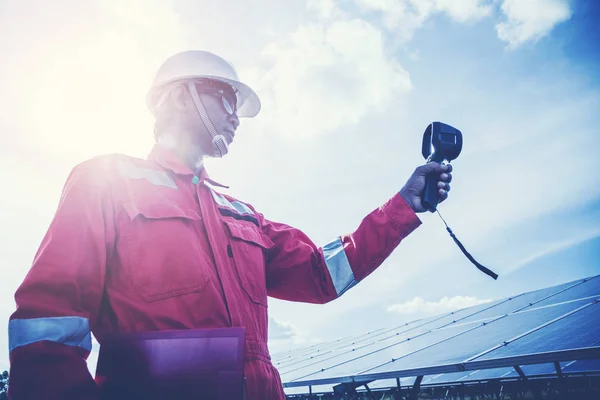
[194,80,238,115]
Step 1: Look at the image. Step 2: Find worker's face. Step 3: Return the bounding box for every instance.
[160,82,240,161]
[185,83,240,156]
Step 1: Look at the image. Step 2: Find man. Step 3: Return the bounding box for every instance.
[8,50,453,399]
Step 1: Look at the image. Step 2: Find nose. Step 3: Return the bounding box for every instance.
[228,113,240,131]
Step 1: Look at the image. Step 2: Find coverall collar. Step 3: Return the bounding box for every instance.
[148,143,228,188]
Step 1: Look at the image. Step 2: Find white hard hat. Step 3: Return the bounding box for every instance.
[147,50,261,118]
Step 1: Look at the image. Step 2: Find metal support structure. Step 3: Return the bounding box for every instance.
[514,365,527,379]
[408,375,423,400]
[554,361,564,378]
[285,375,600,400]
[333,380,375,395]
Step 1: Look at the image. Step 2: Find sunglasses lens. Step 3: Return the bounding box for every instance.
[222,95,235,115]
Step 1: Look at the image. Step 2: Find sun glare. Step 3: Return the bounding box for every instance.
[29,40,156,163]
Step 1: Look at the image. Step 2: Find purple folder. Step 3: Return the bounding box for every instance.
[95,327,246,400]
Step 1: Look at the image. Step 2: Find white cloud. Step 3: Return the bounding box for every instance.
[496,0,572,48]
[269,315,301,340]
[355,0,428,41]
[434,0,493,22]
[354,0,491,41]
[268,315,321,356]
[387,295,493,315]
[307,0,341,19]
[250,17,411,140]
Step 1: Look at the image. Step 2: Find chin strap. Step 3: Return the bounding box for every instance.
[436,209,499,280]
[187,81,228,157]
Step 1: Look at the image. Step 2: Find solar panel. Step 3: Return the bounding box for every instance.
[274,334,359,364]
[519,362,569,376]
[382,362,576,387]
[416,298,505,328]
[278,296,544,379]
[274,333,375,369]
[532,275,600,307]
[453,279,585,325]
[283,383,336,396]
[457,366,518,380]
[362,377,416,390]
[562,358,600,373]
[277,278,592,376]
[275,275,600,393]
[279,298,522,372]
[280,318,484,382]
[475,300,600,361]
[276,331,394,372]
[276,322,424,370]
[277,315,471,376]
[337,299,592,381]
[421,367,516,385]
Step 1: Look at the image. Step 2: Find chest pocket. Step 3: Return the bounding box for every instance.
[224,219,274,308]
[120,199,209,302]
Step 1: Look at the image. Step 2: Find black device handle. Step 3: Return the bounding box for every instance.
[422,153,445,212]
[423,170,440,212]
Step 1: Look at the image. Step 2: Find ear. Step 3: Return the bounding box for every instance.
[170,84,192,111]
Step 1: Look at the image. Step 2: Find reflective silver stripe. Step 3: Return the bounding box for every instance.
[208,187,254,215]
[8,317,92,353]
[323,237,357,297]
[118,161,177,189]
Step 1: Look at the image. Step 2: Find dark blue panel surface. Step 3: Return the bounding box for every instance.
[562,358,600,373]
[275,279,590,377]
[277,312,487,377]
[278,276,600,388]
[366,377,416,389]
[276,319,439,374]
[275,327,391,370]
[352,299,591,381]
[281,319,483,382]
[275,300,512,371]
[476,301,600,361]
[532,275,600,307]
[421,367,515,385]
[520,362,569,376]
[455,280,584,325]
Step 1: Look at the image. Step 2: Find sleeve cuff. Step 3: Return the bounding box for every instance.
[382,193,422,237]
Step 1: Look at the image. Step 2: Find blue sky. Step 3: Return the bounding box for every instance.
[0,0,598,373]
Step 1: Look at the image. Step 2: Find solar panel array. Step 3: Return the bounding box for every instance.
[272,275,600,395]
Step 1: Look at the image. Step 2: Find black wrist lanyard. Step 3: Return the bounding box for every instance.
[436,209,499,280]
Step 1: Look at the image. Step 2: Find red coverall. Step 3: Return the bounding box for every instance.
[8,144,421,399]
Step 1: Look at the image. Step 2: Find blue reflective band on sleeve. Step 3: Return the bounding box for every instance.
[323,237,357,297]
[8,316,92,353]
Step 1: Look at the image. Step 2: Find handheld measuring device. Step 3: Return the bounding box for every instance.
[421,122,463,212]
